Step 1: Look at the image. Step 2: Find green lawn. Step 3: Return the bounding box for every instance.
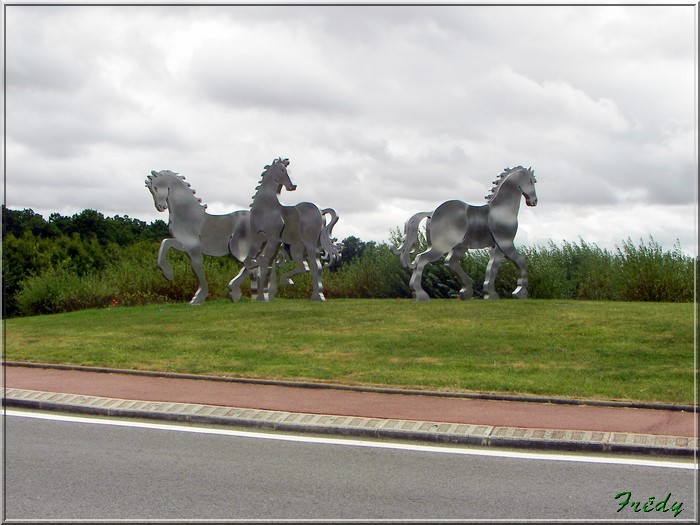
[4,299,696,404]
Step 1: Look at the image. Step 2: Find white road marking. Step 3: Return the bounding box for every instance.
[6,409,697,470]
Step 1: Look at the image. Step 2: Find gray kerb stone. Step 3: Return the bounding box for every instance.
[3,388,696,456]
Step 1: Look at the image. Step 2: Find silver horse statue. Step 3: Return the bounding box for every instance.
[146,170,271,305]
[228,158,342,302]
[394,166,538,301]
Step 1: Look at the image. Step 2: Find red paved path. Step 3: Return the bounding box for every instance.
[4,365,696,437]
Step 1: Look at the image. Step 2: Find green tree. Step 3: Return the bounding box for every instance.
[2,206,59,238]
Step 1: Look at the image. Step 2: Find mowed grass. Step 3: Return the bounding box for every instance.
[4,299,696,404]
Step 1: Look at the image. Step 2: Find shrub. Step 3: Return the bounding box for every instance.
[323,244,411,299]
[16,269,116,316]
[6,231,695,317]
[617,237,694,302]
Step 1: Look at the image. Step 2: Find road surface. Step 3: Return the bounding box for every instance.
[4,410,696,521]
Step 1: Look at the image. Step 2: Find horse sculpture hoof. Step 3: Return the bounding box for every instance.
[310,292,326,301]
[414,291,430,302]
[512,287,528,299]
[458,288,473,301]
[483,291,500,300]
[160,267,174,281]
[229,285,242,302]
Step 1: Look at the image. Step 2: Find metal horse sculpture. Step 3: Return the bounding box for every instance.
[228,158,342,302]
[278,206,342,286]
[394,166,538,301]
[146,170,262,305]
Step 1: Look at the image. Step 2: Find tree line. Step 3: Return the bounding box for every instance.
[2,206,170,244]
[2,206,696,318]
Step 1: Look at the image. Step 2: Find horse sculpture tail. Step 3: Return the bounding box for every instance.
[392,211,431,269]
[320,208,343,267]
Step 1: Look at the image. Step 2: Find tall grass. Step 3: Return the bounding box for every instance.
[523,238,695,302]
[15,243,250,316]
[12,237,696,316]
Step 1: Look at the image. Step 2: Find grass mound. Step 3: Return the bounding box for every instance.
[5,299,695,404]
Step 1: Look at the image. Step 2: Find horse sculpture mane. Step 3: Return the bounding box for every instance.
[485,166,535,203]
[146,170,207,210]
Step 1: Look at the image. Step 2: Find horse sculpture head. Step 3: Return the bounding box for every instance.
[146,169,205,212]
[487,166,538,207]
[262,158,296,193]
[145,170,176,212]
[516,166,538,207]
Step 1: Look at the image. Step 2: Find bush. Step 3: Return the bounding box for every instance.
[16,269,116,316]
[2,232,115,317]
[325,244,412,299]
[617,237,694,302]
[13,242,252,316]
[522,240,620,300]
[6,228,695,317]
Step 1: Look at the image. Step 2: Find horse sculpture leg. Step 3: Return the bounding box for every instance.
[157,238,209,305]
[228,266,249,302]
[157,238,183,281]
[187,248,209,305]
[483,246,505,300]
[497,241,529,299]
[267,259,278,300]
[261,254,280,301]
[255,241,281,301]
[185,246,209,305]
[229,231,267,302]
[305,242,325,301]
[409,248,444,302]
[250,270,258,296]
[445,246,473,300]
[279,244,309,286]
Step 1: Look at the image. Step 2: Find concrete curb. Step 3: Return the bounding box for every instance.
[4,388,697,457]
[4,361,694,412]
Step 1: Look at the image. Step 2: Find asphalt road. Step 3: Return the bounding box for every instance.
[4,410,696,521]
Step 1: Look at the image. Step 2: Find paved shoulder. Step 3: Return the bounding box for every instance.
[3,364,698,456]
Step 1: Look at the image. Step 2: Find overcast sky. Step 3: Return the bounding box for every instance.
[4,3,697,255]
